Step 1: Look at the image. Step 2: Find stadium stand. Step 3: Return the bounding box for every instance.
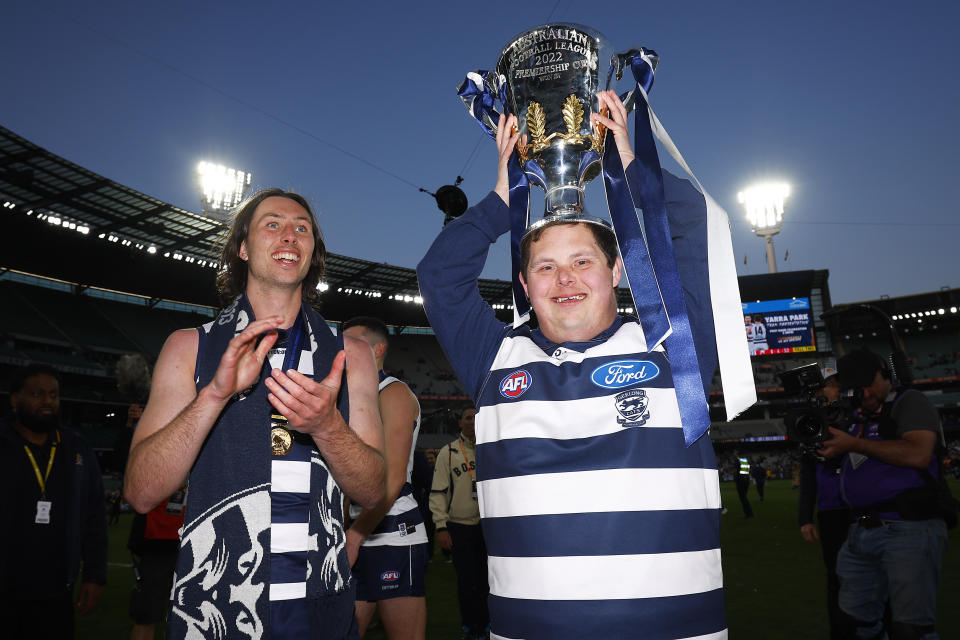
[3,123,959,460]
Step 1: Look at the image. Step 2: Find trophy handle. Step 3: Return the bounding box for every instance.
[611,48,659,115]
[613,48,659,81]
[458,70,506,138]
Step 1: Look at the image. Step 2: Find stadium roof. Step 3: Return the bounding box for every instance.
[0,124,526,322]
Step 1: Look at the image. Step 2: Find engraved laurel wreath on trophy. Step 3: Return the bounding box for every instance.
[457,23,758,446]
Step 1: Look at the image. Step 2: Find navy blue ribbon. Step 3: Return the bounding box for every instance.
[280,311,306,373]
[507,152,531,320]
[607,52,710,445]
[457,70,503,138]
[459,70,531,321]
[601,133,670,349]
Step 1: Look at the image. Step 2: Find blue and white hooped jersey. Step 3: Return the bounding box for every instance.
[476,320,726,640]
[349,375,427,547]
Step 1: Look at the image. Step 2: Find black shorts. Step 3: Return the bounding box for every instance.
[130,552,177,624]
[353,543,427,602]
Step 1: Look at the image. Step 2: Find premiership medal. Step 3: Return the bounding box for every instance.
[271,414,293,456]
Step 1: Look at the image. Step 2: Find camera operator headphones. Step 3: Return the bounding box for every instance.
[822,303,913,389]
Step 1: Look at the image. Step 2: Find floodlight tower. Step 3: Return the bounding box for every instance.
[738,182,790,274]
[197,161,252,221]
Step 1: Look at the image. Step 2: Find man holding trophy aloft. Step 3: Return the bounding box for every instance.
[418,24,755,639]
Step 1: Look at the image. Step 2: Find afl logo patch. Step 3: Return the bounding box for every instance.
[381,571,400,583]
[499,370,532,398]
[590,359,659,389]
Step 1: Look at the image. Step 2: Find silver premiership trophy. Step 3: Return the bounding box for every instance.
[457,23,757,442]
[461,23,646,219]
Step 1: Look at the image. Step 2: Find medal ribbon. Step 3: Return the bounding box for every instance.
[272,310,306,441]
[279,311,306,374]
[23,430,60,498]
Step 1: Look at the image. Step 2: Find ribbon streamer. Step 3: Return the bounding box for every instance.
[597,51,711,445]
[507,153,531,325]
[600,134,671,349]
[457,70,505,138]
[631,66,757,423]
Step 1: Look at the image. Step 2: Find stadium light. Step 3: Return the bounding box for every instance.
[197,161,252,220]
[737,182,790,274]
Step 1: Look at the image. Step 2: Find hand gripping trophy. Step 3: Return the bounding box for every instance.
[457,23,756,443]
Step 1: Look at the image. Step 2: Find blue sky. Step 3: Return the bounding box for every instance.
[2,1,958,303]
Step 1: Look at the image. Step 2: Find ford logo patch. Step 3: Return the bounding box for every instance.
[590,360,659,389]
[499,369,532,398]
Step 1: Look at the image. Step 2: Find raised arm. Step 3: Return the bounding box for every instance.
[595,90,718,390]
[416,114,521,398]
[265,335,386,508]
[124,316,283,512]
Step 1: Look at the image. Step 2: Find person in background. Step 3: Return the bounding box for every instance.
[1,364,108,639]
[429,408,488,640]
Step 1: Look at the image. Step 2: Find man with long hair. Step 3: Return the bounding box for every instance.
[125,188,386,640]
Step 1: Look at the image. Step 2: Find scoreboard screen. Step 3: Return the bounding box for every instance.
[742,297,816,356]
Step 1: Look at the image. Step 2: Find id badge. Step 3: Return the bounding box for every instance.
[35,500,52,524]
[471,480,478,501]
[166,488,186,514]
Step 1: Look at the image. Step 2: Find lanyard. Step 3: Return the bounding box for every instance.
[458,436,474,482]
[24,430,60,498]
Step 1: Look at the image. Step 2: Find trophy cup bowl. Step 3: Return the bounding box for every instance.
[495,24,620,217]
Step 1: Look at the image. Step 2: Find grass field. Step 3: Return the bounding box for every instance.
[76,479,960,639]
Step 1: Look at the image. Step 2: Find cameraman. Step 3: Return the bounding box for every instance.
[819,349,948,640]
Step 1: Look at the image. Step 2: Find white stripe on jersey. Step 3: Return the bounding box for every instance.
[492,324,652,370]
[270,522,310,553]
[362,514,429,547]
[478,468,720,518]
[353,374,426,548]
[271,460,311,493]
[488,548,722,600]
[491,630,727,640]
[269,582,306,601]
[475,389,681,445]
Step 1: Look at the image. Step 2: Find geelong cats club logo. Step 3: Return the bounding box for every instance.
[500,370,532,398]
[615,389,651,427]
